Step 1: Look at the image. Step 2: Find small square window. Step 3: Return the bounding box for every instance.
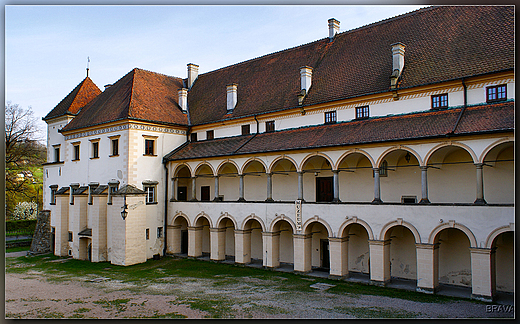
[242,124,250,135]
[190,133,198,142]
[206,130,214,140]
[146,228,150,240]
[92,142,99,158]
[356,106,369,119]
[111,138,119,156]
[72,144,80,161]
[325,111,337,124]
[68,231,73,242]
[145,139,155,155]
[486,85,507,103]
[431,94,448,109]
[265,121,275,133]
[157,227,163,238]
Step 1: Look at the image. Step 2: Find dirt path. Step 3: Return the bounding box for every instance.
[5,270,513,319]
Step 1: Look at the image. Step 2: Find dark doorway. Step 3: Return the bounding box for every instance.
[181,230,188,254]
[51,227,55,253]
[316,177,333,202]
[321,239,330,269]
[87,243,92,261]
[177,186,187,201]
[201,186,210,201]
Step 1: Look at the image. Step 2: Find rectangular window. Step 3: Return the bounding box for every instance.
[355,106,369,119]
[242,124,250,135]
[53,146,60,162]
[190,133,198,142]
[146,228,150,240]
[111,138,119,156]
[324,111,337,124]
[68,231,73,242]
[265,121,275,133]
[206,130,214,140]
[92,142,99,158]
[486,85,507,103]
[431,94,448,109]
[157,227,163,238]
[72,143,80,161]
[144,139,155,155]
[143,184,157,204]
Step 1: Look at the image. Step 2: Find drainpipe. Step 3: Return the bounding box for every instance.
[163,161,168,257]
[448,77,467,136]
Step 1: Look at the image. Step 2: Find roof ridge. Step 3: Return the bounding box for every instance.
[128,68,138,118]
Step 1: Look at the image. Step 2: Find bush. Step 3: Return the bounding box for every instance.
[12,201,38,220]
[6,219,37,233]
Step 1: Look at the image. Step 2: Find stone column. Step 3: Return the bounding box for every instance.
[168,224,182,254]
[293,233,312,272]
[297,172,304,201]
[234,229,252,264]
[213,176,220,201]
[188,226,202,257]
[238,175,246,202]
[470,247,495,302]
[419,166,430,204]
[190,177,198,201]
[171,177,177,201]
[332,170,340,202]
[265,173,274,202]
[415,243,439,294]
[210,227,226,261]
[372,169,382,204]
[329,237,349,277]
[368,239,391,285]
[262,231,279,267]
[474,163,486,205]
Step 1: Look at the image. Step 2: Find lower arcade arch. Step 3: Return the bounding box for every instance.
[434,228,472,288]
[215,217,236,261]
[304,221,331,272]
[168,215,189,255]
[270,219,295,268]
[491,231,514,294]
[195,216,211,257]
[241,218,264,264]
[341,223,371,276]
[384,225,417,282]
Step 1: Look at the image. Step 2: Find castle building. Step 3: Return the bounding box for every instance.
[43,6,514,302]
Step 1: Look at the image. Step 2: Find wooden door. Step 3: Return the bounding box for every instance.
[316,177,333,202]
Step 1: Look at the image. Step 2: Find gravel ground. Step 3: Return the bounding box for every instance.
[4,255,515,319]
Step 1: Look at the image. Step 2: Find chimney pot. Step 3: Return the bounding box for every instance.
[391,42,406,77]
[187,63,199,89]
[178,88,188,113]
[226,83,238,112]
[300,66,313,92]
[328,18,340,40]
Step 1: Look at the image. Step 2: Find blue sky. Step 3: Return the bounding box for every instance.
[5,4,427,135]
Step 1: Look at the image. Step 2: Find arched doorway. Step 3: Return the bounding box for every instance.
[304,221,330,272]
[195,164,214,202]
[342,223,370,277]
[195,216,211,258]
[170,215,189,255]
[492,231,514,294]
[270,219,295,269]
[217,217,236,262]
[435,228,472,288]
[384,225,417,284]
[242,218,264,264]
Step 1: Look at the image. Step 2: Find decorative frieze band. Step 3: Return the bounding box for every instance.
[65,124,186,140]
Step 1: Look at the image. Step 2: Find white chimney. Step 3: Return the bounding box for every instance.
[391,42,406,78]
[178,88,188,113]
[328,18,340,41]
[300,66,313,93]
[187,63,199,89]
[226,83,238,112]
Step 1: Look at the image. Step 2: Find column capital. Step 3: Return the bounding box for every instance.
[234,229,252,235]
[293,233,312,239]
[415,242,439,250]
[469,247,494,255]
[187,226,203,231]
[262,231,281,237]
[332,169,339,174]
[209,227,226,233]
[474,163,484,168]
[420,165,428,171]
[328,236,348,243]
[368,239,391,246]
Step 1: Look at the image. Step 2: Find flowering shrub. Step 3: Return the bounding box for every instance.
[12,201,38,220]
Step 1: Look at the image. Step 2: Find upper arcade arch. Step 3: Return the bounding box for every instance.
[240,158,268,175]
[376,146,423,168]
[480,139,514,164]
[194,162,216,177]
[268,155,299,173]
[173,163,193,178]
[335,149,375,170]
[300,153,335,172]
[424,142,477,166]
[217,160,241,175]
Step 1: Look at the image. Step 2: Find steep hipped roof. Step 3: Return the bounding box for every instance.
[43,77,101,121]
[165,101,514,161]
[187,5,514,125]
[61,68,188,132]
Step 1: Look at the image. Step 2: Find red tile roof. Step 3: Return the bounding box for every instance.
[43,77,101,121]
[165,101,514,161]
[61,68,188,132]
[187,6,513,125]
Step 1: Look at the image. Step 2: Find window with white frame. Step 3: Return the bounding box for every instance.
[143,135,158,156]
[142,180,158,204]
[53,145,60,162]
[72,142,80,161]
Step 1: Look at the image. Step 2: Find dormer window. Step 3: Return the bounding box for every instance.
[431,94,448,109]
[206,130,214,140]
[242,125,250,135]
[190,133,198,142]
[486,85,507,103]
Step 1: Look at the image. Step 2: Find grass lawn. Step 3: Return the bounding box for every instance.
[6,245,31,253]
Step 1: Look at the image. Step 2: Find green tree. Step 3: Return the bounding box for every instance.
[5,102,46,220]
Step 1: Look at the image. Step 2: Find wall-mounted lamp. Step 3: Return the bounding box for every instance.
[121,195,128,220]
[405,152,411,163]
